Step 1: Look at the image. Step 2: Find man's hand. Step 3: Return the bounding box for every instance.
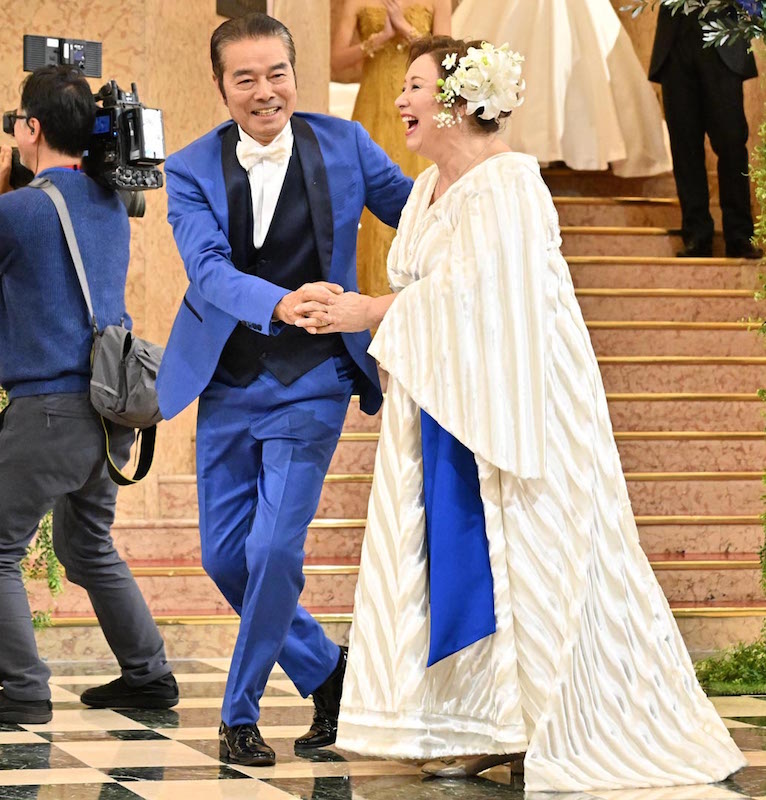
[273,281,344,325]
[294,291,373,334]
[0,146,12,195]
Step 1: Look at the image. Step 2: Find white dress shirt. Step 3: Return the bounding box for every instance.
[237,122,294,249]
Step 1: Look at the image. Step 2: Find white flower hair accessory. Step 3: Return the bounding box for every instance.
[434,42,525,129]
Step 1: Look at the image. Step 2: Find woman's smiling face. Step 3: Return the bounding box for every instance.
[395,54,452,158]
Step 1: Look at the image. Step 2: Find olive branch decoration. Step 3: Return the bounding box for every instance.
[621,0,766,46]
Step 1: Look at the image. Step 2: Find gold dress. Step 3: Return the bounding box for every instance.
[353,5,433,297]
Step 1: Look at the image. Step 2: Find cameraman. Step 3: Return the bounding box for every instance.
[0,65,176,723]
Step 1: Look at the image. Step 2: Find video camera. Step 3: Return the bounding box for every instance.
[84,80,166,216]
[3,35,166,217]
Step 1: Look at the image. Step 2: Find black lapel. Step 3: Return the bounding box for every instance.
[291,116,333,281]
[220,123,254,272]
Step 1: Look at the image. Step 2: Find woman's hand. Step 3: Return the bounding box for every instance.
[382,0,414,38]
[379,11,395,43]
[365,12,395,56]
[295,291,373,334]
[273,281,344,325]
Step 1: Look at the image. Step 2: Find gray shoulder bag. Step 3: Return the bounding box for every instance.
[29,176,163,485]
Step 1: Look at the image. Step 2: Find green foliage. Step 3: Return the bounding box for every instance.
[621,0,766,46]
[31,611,53,630]
[0,385,63,630]
[21,512,63,602]
[695,626,766,694]
[753,116,766,271]
[751,115,766,595]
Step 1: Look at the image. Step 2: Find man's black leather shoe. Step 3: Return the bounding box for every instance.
[80,674,179,709]
[294,645,347,750]
[726,241,764,259]
[219,722,276,766]
[676,241,713,258]
[0,691,52,724]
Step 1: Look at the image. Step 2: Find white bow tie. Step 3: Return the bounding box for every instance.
[236,134,292,171]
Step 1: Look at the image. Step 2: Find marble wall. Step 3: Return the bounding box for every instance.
[0,0,329,519]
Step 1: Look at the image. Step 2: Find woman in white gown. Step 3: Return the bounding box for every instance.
[453,0,672,176]
[295,36,744,793]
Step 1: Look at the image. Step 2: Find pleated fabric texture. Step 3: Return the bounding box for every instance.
[336,153,745,792]
[452,0,672,177]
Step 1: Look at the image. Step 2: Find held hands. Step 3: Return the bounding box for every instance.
[294,290,372,335]
[0,146,12,195]
[273,282,344,325]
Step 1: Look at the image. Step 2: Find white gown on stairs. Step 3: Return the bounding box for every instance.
[336,153,744,793]
[452,0,672,176]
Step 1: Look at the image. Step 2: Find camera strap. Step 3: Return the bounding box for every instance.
[28,176,157,485]
[29,177,99,332]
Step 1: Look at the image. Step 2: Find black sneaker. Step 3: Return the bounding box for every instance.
[80,673,179,709]
[0,691,53,724]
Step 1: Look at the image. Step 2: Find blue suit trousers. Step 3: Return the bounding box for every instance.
[196,355,354,725]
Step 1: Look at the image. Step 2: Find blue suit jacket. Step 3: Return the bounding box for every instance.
[157,113,413,419]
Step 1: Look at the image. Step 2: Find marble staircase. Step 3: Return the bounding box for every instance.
[36,168,766,660]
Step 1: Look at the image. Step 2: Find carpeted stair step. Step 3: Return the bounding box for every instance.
[568,256,761,290]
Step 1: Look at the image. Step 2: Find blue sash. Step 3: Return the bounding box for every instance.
[421,409,496,666]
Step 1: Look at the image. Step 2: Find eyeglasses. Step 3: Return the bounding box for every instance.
[2,111,28,136]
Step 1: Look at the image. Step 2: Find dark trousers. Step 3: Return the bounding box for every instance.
[659,28,754,248]
[0,393,170,701]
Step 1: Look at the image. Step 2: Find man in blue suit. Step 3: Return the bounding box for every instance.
[157,12,412,767]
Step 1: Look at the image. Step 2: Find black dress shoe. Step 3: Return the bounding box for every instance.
[0,691,52,724]
[80,673,178,709]
[294,646,347,750]
[219,721,276,766]
[676,241,713,258]
[726,241,764,259]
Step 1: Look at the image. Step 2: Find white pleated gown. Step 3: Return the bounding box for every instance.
[452,0,672,177]
[336,153,745,793]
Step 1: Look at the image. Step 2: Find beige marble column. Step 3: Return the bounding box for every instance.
[273,0,330,113]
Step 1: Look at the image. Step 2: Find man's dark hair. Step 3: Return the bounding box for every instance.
[20,65,95,157]
[210,12,296,95]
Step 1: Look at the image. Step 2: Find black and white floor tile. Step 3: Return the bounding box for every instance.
[1,659,766,799]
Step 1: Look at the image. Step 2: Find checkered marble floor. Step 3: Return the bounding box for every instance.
[3,660,766,800]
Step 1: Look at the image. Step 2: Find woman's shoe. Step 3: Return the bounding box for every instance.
[421,753,520,778]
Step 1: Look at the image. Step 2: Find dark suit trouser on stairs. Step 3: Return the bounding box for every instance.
[659,30,753,249]
[0,393,171,701]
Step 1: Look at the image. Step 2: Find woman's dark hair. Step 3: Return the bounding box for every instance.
[20,66,95,157]
[211,12,296,95]
[408,36,512,134]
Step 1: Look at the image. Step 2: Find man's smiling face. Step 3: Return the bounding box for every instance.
[218,35,297,145]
